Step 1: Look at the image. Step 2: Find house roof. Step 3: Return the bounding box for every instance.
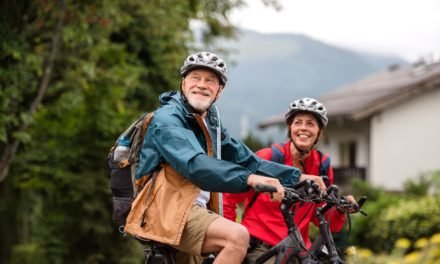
[258,60,440,129]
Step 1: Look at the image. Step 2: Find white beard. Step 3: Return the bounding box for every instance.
[187,96,214,113]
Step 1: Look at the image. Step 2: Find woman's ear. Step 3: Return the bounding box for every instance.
[318,129,324,140]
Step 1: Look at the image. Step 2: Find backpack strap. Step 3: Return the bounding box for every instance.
[141,112,154,137]
[270,144,331,186]
[128,112,154,165]
[317,150,331,186]
[270,143,285,164]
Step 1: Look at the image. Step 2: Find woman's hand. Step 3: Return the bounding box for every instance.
[299,174,327,192]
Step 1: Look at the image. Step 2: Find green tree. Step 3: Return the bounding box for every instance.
[0,0,288,263]
[243,133,268,152]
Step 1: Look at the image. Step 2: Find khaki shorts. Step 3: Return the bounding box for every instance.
[172,204,220,256]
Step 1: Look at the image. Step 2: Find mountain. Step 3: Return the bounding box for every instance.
[215,29,407,140]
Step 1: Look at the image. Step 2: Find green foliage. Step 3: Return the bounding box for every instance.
[10,243,44,264]
[348,173,440,254]
[346,233,440,264]
[242,133,269,152]
[0,0,253,263]
[348,179,404,251]
[403,170,440,197]
[366,195,440,253]
[350,177,385,201]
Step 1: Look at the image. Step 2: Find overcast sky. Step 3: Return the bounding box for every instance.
[230,0,440,62]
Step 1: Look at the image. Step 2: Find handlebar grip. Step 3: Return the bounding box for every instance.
[357,196,367,209]
[326,185,340,196]
[292,179,309,190]
[254,184,278,193]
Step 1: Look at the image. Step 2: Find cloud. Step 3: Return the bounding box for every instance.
[231,0,440,61]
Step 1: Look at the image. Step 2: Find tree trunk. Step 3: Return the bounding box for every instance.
[0,0,66,183]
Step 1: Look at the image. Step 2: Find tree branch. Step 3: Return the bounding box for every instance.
[0,0,66,183]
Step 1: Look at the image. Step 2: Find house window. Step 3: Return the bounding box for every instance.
[339,141,356,167]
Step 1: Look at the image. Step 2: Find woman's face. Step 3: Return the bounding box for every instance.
[289,112,320,151]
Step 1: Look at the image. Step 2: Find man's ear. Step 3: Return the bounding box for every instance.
[215,85,224,99]
[180,78,186,91]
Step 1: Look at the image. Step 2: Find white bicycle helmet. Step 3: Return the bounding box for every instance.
[180,51,228,85]
[285,97,328,128]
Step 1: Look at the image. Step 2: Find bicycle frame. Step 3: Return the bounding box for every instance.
[254,211,312,263]
[137,238,176,264]
[308,204,344,264]
[253,182,366,264]
[254,182,319,264]
[139,238,215,264]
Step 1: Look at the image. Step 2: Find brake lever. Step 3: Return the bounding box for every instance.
[345,196,368,216]
[357,196,368,216]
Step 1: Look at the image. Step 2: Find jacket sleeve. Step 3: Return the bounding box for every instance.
[328,163,334,185]
[221,130,302,187]
[222,147,277,222]
[147,109,252,193]
[325,163,346,231]
[310,160,346,231]
[327,208,346,232]
[222,192,247,221]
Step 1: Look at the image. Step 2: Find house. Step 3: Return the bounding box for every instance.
[258,60,440,190]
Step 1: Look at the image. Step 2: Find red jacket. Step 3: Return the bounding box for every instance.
[223,141,346,249]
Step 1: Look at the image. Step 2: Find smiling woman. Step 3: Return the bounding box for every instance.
[222,96,358,263]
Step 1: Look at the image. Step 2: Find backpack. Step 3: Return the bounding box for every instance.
[107,112,154,232]
[270,143,331,186]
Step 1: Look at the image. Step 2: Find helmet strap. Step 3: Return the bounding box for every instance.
[291,129,322,160]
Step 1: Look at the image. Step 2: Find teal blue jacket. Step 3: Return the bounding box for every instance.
[136,91,302,193]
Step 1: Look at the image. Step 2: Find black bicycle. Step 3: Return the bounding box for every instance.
[251,181,367,264]
[308,185,367,264]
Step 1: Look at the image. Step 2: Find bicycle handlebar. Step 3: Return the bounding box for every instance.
[320,186,368,216]
[254,183,278,193]
[253,181,368,216]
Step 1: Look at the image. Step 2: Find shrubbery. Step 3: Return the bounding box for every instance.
[346,233,440,264]
[344,171,440,263]
[364,195,440,252]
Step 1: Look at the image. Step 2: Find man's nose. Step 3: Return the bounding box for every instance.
[197,80,209,88]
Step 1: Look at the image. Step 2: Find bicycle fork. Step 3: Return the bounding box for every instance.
[255,208,315,264]
[311,209,344,264]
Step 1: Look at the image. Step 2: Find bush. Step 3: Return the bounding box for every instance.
[346,233,440,264]
[10,243,44,264]
[347,185,401,250]
[366,195,440,252]
[348,172,440,253]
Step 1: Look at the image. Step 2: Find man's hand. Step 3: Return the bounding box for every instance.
[299,174,327,192]
[247,174,284,202]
